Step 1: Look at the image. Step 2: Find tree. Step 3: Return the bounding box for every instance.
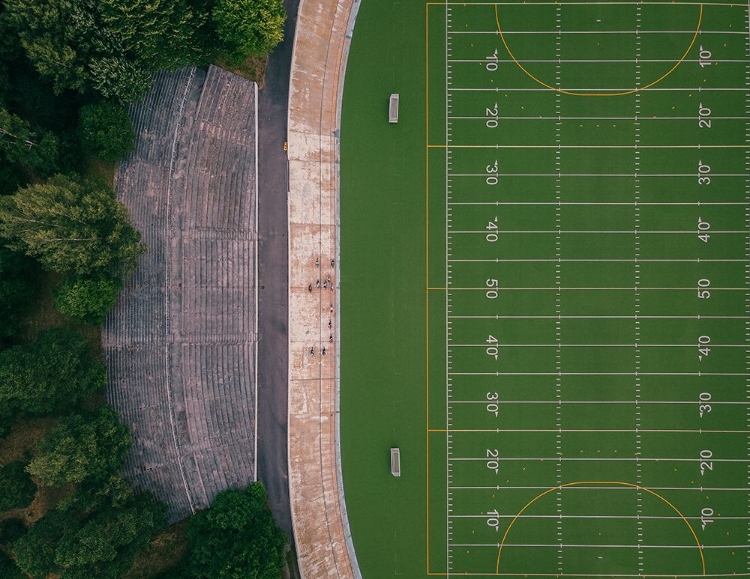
[4,0,212,103]
[212,0,285,63]
[54,276,123,325]
[96,0,207,70]
[181,482,286,578]
[27,406,131,486]
[13,509,71,578]
[2,0,92,95]
[0,327,106,415]
[0,108,59,176]
[0,461,37,511]
[88,56,154,104]
[13,476,166,579]
[0,174,146,278]
[77,101,135,162]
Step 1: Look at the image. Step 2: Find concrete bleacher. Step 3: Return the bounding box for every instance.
[103,65,259,522]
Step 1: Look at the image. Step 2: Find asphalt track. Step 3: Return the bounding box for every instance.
[257,0,300,540]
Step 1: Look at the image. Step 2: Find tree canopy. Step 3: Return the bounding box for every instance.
[180,482,286,578]
[54,275,124,325]
[0,173,146,279]
[0,107,60,177]
[77,101,135,162]
[0,327,106,415]
[13,475,166,579]
[212,0,285,63]
[27,405,131,486]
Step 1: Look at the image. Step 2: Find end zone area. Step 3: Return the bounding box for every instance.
[341,1,750,577]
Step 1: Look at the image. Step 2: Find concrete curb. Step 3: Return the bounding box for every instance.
[287,0,360,577]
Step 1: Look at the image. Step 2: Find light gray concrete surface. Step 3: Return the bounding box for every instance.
[287,0,360,577]
[104,66,259,523]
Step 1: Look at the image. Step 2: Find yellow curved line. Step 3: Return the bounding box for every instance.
[494,4,703,97]
[494,481,706,575]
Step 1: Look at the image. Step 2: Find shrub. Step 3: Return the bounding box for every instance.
[77,101,135,161]
[54,276,123,325]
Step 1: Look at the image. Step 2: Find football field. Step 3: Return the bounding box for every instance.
[341,1,750,577]
[426,2,750,576]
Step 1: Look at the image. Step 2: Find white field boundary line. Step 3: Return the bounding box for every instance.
[450,259,748,263]
[451,29,746,35]
[450,229,749,233]
[450,201,748,205]
[444,3,453,574]
[435,1,743,4]
[455,514,750,520]
[451,173,747,177]
[449,115,748,119]
[450,59,748,64]
[450,314,747,318]
[448,400,749,405]
[449,542,750,549]
[449,371,750,376]
[451,484,749,491]
[452,87,750,92]
[450,343,750,347]
[449,457,750,462]
[438,428,750,434]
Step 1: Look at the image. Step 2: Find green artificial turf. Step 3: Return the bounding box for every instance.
[341,1,750,577]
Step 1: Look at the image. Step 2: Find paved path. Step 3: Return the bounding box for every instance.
[256,0,301,540]
[287,0,361,577]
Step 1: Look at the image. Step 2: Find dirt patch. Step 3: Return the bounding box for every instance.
[214,55,268,88]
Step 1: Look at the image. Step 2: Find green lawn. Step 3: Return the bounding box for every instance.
[341,1,750,577]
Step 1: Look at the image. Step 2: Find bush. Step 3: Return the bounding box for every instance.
[0,461,37,511]
[77,101,135,161]
[54,276,123,325]
[182,482,286,578]
[212,0,285,64]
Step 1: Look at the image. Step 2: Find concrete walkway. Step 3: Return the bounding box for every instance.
[287,0,360,577]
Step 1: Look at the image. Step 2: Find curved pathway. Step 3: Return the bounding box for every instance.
[287,0,360,577]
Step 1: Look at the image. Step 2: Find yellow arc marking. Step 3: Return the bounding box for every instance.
[495,481,706,575]
[494,4,703,97]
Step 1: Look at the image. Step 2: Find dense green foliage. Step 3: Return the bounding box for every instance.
[0,108,60,176]
[2,0,286,103]
[179,483,286,578]
[212,0,285,64]
[27,406,131,486]
[0,327,106,415]
[0,460,37,511]
[13,476,166,579]
[0,550,24,579]
[0,174,146,278]
[77,101,135,162]
[54,276,123,325]
[0,247,37,340]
